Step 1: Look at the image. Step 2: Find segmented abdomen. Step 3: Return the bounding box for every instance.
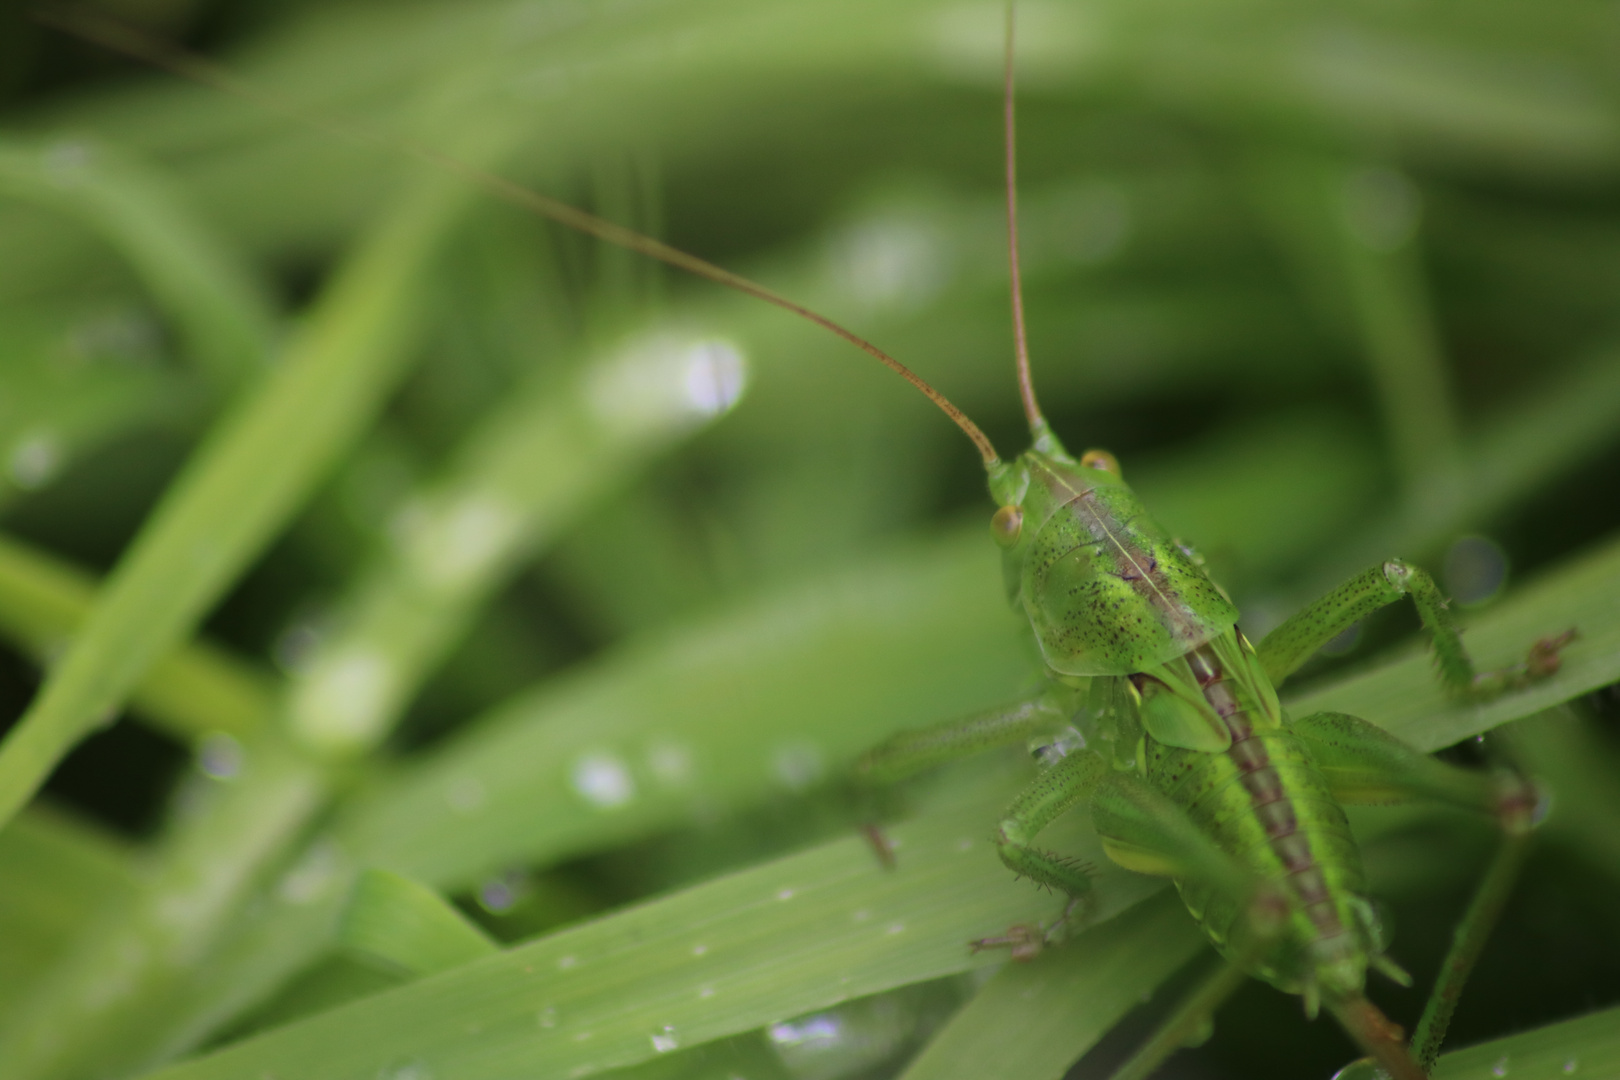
[1144,645,1369,996]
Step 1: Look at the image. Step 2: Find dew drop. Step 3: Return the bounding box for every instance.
[479,870,528,913]
[571,752,635,808]
[273,618,327,674]
[1329,1059,1391,1080]
[378,1060,433,1080]
[699,985,715,999]
[1492,1056,1510,1078]
[292,647,398,751]
[399,494,523,591]
[1444,535,1510,607]
[768,1015,842,1049]
[851,909,870,923]
[1563,1060,1578,1075]
[445,775,487,815]
[646,740,693,786]
[956,838,974,852]
[276,841,342,905]
[558,955,578,971]
[831,215,949,311]
[681,341,747,416]
[8,431,64,489]
[885,922,906,935]
[691,944,709,957]
[777,888,795,901]
[772,742,824,792]
[44,140,94,180]
[196,733,244,780]
[650,1025,680,1053]
[1181,1015,1215,1049]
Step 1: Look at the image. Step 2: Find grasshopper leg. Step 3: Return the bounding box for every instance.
[854,694,1068,868]
[853,693,1068,785]
[1291,710,1541,829]
[966,749,1113,956]
[1256,560,1574,695]
[1294,709,1541,1069]
[1085,774,1324,1080]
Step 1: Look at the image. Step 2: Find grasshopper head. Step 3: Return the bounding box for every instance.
[986,430,1238,677]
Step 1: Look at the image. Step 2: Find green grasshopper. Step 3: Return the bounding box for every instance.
[847,12,1575,1080]
[66,7,1574,1078]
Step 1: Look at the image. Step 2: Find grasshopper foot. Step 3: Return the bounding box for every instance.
[969,922,1048,961]
[1470,628,1577,698]
[969,895,1088,961]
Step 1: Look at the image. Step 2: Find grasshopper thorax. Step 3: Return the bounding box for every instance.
[987,429,1240,678]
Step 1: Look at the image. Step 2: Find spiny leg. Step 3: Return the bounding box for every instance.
[1295,710,1542,1066]
[1409,829,1533,1071]
[854,694,1067,785]
[1291,710,1541,829]
[1256,559,1573,695]
[853,694,1067,867]
[972,748,1110,955]
[1087,774,1307,1080]
[1089,772,1269,905]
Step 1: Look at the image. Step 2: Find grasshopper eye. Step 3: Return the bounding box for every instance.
[991,505,1023,547]
[1080,449,1121,478]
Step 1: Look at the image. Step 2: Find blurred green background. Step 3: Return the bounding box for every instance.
[1,1,1619,1079]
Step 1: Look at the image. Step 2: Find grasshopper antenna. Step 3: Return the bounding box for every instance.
[1004,1,1047,441]
[33,4,1003,468]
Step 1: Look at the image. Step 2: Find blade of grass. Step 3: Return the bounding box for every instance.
[0,284,752,1080]
[0,135,274,389]
[0,806,136,1022]
[1432,1003,1620,1079]
[134,768,1167,1080]
[0,126,500,835]
[337,869,497,977]
[1299,344,1620,593]
[288,325,747,757]
[0,531,274,741]
[897,891,1205,1080]
[129,522,1620,1069]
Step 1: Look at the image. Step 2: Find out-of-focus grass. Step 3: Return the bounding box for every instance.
[0,2,1618,1079]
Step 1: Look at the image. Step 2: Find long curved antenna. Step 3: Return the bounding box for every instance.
[36,7,1003,468]
[1004,1,1046,436]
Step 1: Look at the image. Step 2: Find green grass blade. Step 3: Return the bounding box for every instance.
[288,327,747,757]
[0,736,326,1080]
[897,892,1205,1080]
[337,869,497,977]
[1302,348,1620,593]
[338,528,1024,888]
[1432,1004,1620,1080]
[0,531,273,741]
[0,266,753,1078]
[0,136,274,389]
[136,772,1166,1080]
[0,141,489,835]
[0,807,135,1022]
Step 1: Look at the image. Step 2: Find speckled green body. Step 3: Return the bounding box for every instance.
[990,435,1382,1003]
[989,436,1238,677]
[1143,634,1377,1000]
